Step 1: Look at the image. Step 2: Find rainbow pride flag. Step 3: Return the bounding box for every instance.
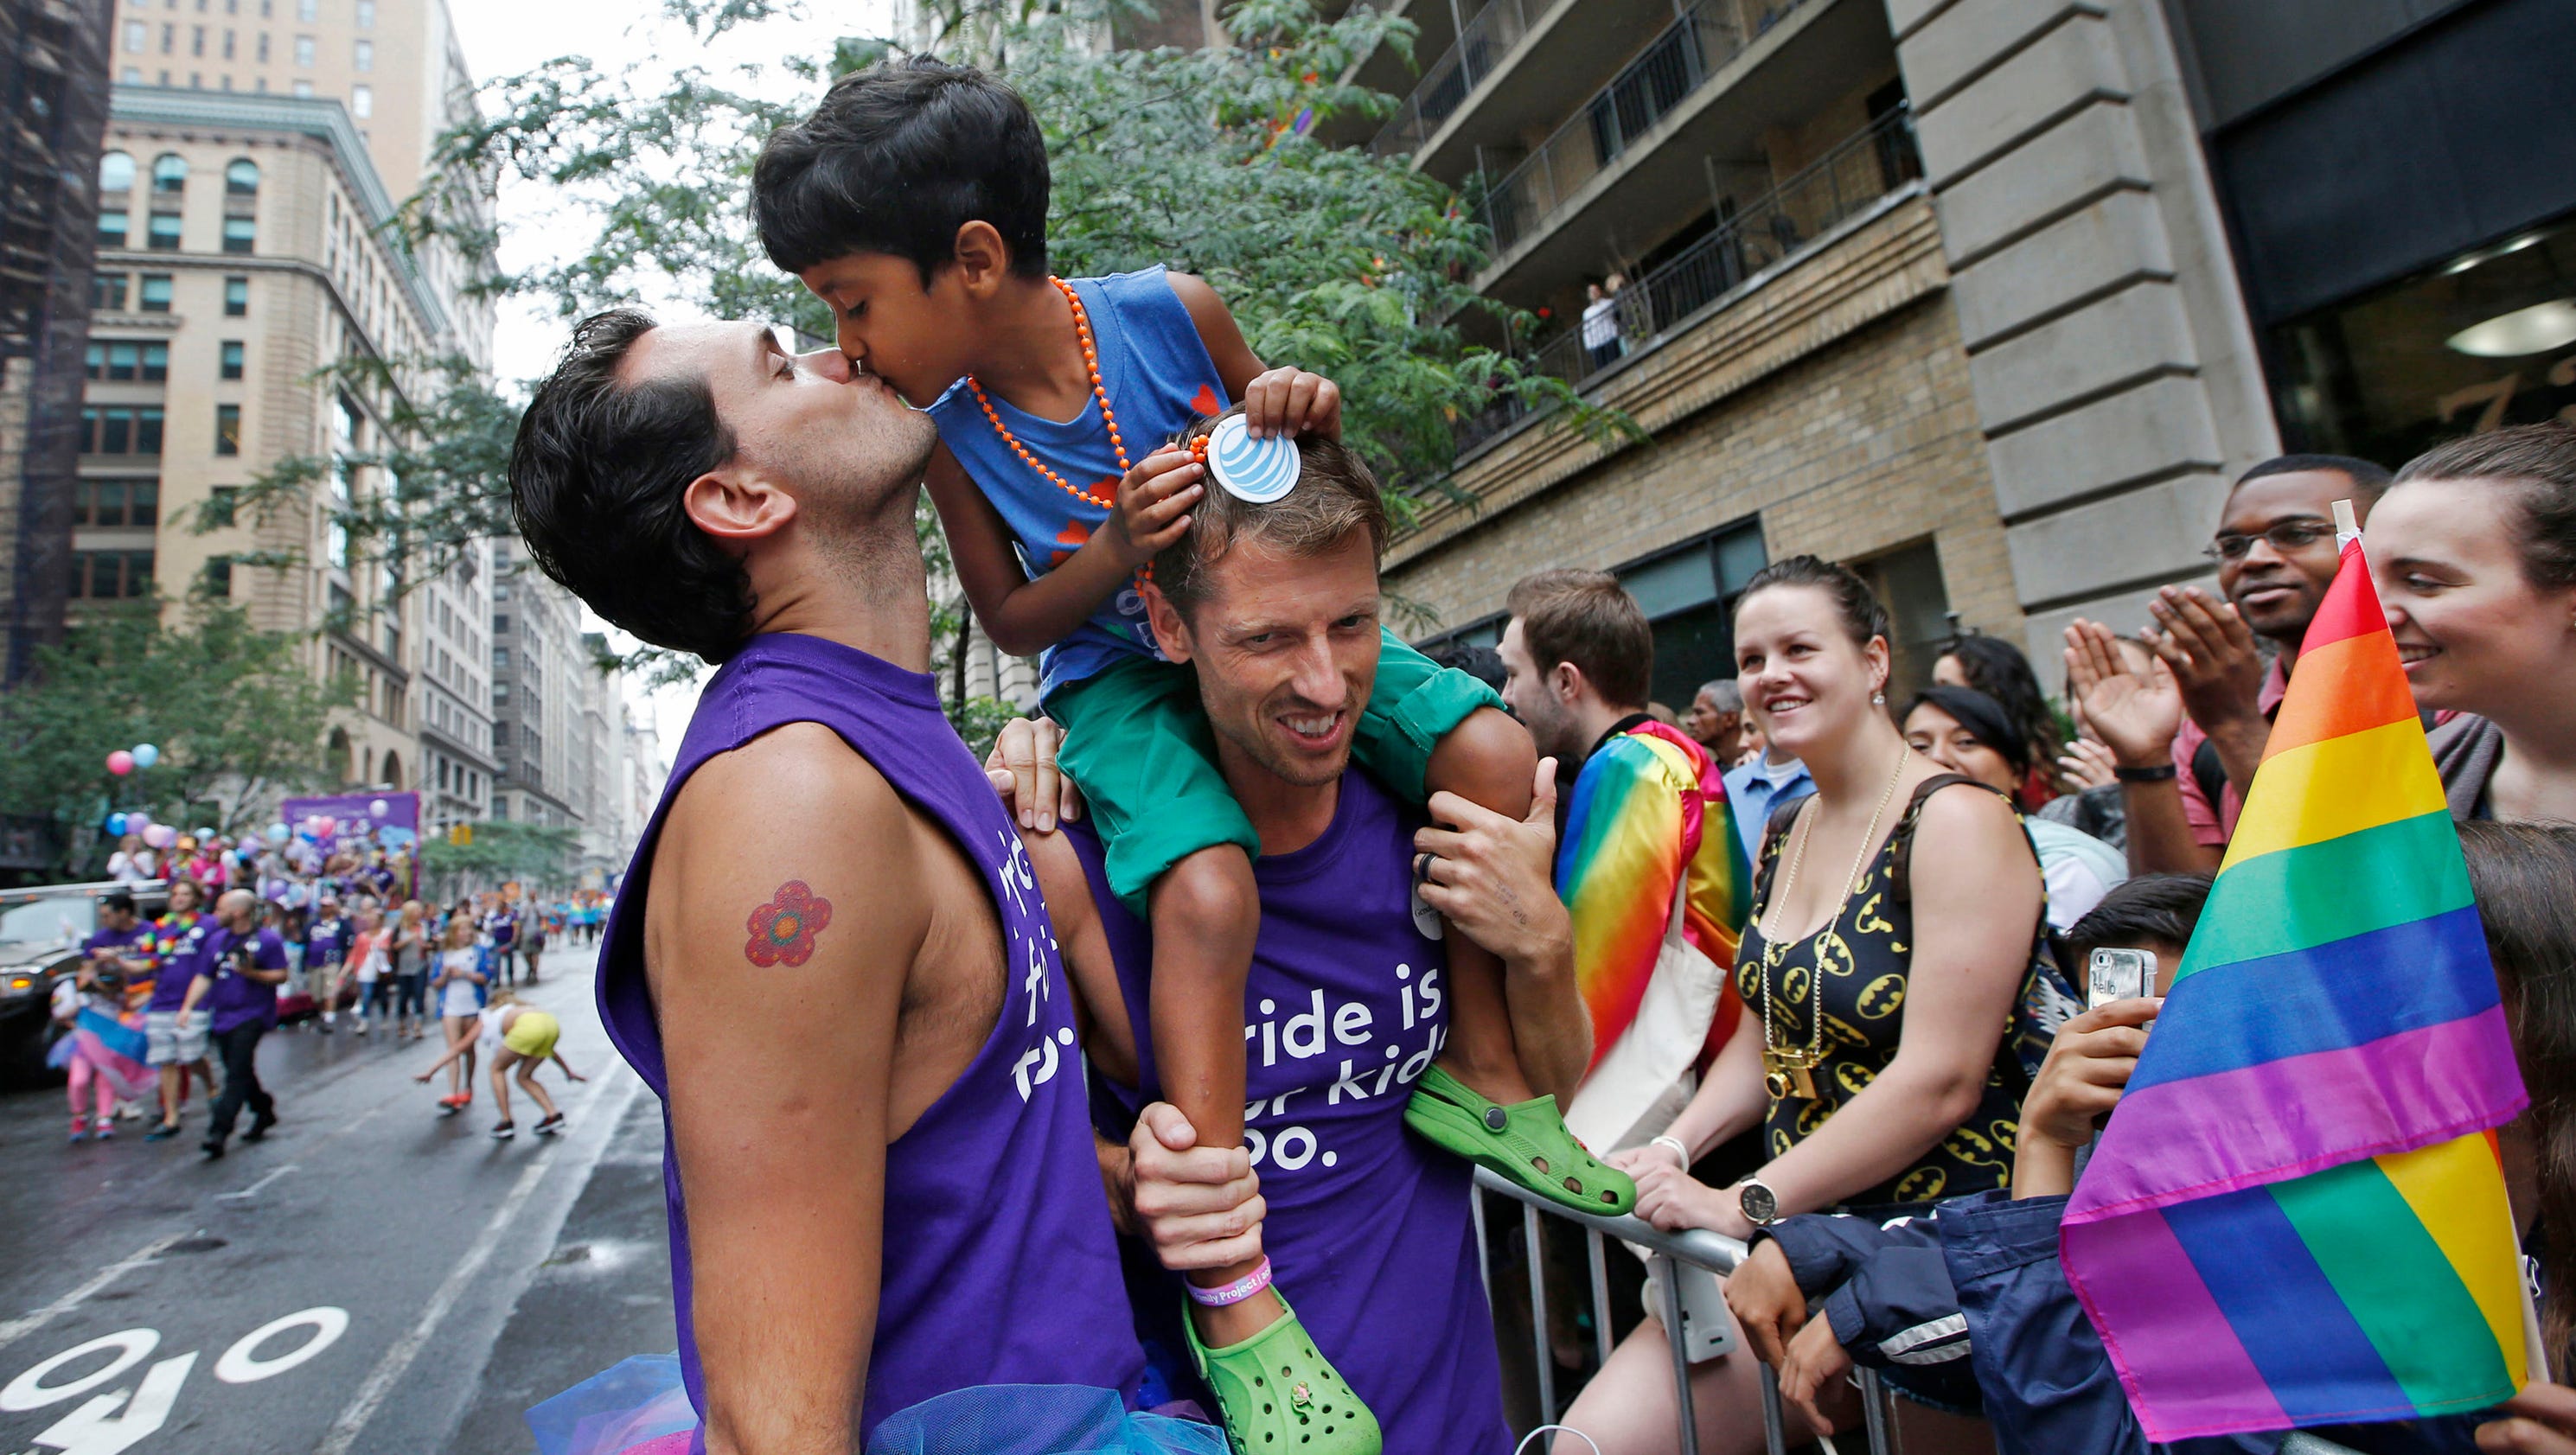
[2059,535,2528,1439]
[1555,719,1749,1072]
[73,1005,155,1101]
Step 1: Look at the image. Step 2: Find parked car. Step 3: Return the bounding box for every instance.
[0,880,169,1083]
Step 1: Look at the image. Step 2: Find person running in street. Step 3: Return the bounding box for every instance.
[143,877,218,1139]
[179,889,289,1159]
[413,992,586,1139]
[431,914,489,1111]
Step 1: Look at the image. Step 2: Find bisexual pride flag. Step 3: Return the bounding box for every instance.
[2059,532,2529,1439]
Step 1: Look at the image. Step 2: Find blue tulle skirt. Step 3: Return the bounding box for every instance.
[527,1356,1225,1455]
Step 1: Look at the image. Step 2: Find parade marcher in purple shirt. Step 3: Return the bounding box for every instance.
[507,310,1211,1454]
[1015,425,1592,1453]
[144,877,217,1140]
[179,890,289,1158]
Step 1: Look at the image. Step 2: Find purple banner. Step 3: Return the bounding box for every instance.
[280,790,421,902]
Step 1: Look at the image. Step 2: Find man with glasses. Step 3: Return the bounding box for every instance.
[2064,453,2392,873]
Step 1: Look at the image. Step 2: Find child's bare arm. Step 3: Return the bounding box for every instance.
[413,1037,470,1082]
[1167,272,1342,441]
[925,441,1203,658]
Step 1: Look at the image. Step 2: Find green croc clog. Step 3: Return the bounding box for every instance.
[1186,1292,1382,1455]
[1403,1064,1637,1216]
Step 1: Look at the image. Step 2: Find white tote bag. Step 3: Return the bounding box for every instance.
[1563,871,1725,1154]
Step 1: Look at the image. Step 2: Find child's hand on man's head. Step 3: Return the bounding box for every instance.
[1103,445,1204,569]
[1241,367,1342,441]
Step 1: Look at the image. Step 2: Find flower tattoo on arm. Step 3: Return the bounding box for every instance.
[745,880,833,967]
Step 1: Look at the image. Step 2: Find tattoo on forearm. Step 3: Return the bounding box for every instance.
[745,880,833,967]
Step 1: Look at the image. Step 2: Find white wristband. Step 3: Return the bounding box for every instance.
[1651,1135,1691,1166]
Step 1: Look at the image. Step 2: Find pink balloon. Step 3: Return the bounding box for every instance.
[144,824,177,849]
[105,750,134,775]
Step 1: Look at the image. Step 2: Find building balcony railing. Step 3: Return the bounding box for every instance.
[1473,0,1804,257]
[1370,0,1547,158]
[1457,106,1921,454]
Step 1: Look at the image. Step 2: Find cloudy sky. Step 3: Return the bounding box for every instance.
[439,0,898,761]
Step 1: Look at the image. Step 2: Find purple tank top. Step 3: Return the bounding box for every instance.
[598,633,1146,1445]
[1073,772,1512,1454]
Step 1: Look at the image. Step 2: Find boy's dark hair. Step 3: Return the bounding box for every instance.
[754,56,1050,284]
[1505,569,1653,709]
[509,309,757,664]
[1152,410,1387,622]
[2237,451,2394,501]
[101,891,137,915]
[1428,641,1508,694]
[2061,873,2215,971]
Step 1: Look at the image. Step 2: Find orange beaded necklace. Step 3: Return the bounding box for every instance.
[964,277,1128,510]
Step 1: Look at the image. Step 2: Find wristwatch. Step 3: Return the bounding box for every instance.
[1735,1177,1784,1228]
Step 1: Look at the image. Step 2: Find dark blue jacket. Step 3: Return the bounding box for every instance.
[1760,1192,2480,1455]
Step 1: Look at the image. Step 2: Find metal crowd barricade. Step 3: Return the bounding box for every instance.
[1472,1169,1896,1455]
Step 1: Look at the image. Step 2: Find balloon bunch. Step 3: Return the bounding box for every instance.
[104,743,160,775]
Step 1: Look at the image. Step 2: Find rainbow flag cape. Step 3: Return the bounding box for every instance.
[1555,720,1750,1071]
[2059,536,2528,1439]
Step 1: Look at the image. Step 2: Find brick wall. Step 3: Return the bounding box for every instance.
[1386,191,2020,642]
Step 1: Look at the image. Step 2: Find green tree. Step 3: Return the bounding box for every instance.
[416,820,579,899]
[0,602,359,876]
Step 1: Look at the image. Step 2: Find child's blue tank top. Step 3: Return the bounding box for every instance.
[924,266,1230,702]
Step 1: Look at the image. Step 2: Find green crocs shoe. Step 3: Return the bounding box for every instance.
[1186,1292,1381,1455]
[1403,1065,1637,1215]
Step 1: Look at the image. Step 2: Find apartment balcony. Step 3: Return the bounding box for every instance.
[1458,105,1922,454]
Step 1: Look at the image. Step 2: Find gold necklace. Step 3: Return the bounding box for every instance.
[1758,747,1909,1101]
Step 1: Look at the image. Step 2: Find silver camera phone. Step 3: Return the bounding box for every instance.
[2087,947,2155,1008]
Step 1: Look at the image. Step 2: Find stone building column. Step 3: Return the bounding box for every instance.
[1886,0,2279,681]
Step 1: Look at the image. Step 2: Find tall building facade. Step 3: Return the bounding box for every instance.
[1,0,114,687]
[488,535,580,832]
[1345,0,2575,691]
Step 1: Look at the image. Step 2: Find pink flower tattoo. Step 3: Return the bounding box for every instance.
[744,880,833,967]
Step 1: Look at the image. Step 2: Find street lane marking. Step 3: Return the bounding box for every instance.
[0,1232,190,1354]
[215,1165,298,1201]
[311,1068,642,1455]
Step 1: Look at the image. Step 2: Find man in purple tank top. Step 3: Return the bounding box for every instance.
[1012,429,1594,1453]
[509,310,1205,1454]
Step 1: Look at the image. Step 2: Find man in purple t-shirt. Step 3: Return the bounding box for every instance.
[180,890,290,1158]
[1025,434,1588,1452]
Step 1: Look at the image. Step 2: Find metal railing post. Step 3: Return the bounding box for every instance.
[1756,1361,1788,1455]
[1585,1228,1614,1368]
[1650,1254,1703,1455]
[1525,1202,1557,1425]
[1858,1367,1891,1453]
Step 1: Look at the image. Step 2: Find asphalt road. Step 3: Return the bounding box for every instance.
[0,946,678,1455]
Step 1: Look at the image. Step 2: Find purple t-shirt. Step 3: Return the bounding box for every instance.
[306,916,349,966]
[598,632,1146,1448]
[149,916,210,1012]
[196,925,287,1033]
[1077,770,1512,1455]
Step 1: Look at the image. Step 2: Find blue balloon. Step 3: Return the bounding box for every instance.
[106,813,128,835]
[269,821,291,843]
[131,743,160,769]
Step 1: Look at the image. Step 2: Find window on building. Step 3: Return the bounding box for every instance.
[190,24,203,54]
[296,0,314,18]
[221,216,253,253]
[206,485,237,526]
[69,550,156,600]
[1612,520,1771,711]
[146,211,180,249]
[159,22,171,53]
[124,18,146,49]
[1851,540,1956,703]
[99,150,134,191]
[355,0,371,23]
[97,210,128,248]
[261,0,272,16]
[255,30,266,61]
[494,680,509,704]
[350,83,371,118]
[90,273,128,311]
[223,275,247,316]
[201,556,233,597]
[293,34,312,66]
[221,27,233,56]
[138,274,172,311]
[492,612,508,633]
[291,78,311,97]
[215,403,241,455]
[81,406,165,455]
[121,66,142,82]
[150,153,186,192]
[220,341,244,380]
[225,158,257,195]
[72,479,160,526]
[352,38,370,70]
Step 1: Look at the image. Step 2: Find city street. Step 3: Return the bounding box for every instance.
[0,948,675,1455]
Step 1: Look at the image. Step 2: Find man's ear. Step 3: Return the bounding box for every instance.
[682,466,797,546]
[952,221,1011,299]
[1141,580,1194,665]
[1549,659,1586,708]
